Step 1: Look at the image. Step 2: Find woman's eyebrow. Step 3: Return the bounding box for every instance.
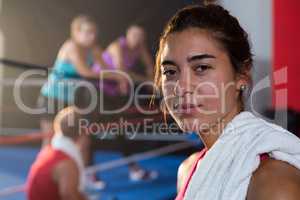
[161,60,177,67]
[187,54,216,62]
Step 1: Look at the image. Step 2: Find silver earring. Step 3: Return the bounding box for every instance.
[240,85,247,91]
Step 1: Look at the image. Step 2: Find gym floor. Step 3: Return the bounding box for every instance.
[0,146,186,200]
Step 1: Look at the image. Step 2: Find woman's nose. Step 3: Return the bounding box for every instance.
[174,72,194,97]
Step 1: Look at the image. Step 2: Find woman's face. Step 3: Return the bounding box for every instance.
[73,23,97,48]
[126,26,145,49]
[160,28,244,133]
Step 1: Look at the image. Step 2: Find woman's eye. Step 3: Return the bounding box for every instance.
[195,64,211,73]
[162,69,177,76]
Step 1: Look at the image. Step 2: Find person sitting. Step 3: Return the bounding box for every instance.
[92,24,154,96]
[90,25,158,181]
[37,14,125,146]
[27,106,87,200]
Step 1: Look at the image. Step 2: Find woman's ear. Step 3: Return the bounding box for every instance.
[235,66,251,91]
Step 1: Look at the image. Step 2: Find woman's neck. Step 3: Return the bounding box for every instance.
[199,105,242,150]
[127,42,138,52]
[71,39,91,53]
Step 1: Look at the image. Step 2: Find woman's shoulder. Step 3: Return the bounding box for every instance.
[178,148,207,174]
[178,152,200,175]
[247,158,300,200]
[105,39,122,56]
[177,149,207,191]
[57,40,80,59]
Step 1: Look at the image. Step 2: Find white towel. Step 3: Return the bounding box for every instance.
[184,111,300,200]
[51,133,85,192]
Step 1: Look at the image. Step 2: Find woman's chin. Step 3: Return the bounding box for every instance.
[176,118,202,133]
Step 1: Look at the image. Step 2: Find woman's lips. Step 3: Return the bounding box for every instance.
[174,103,203,115]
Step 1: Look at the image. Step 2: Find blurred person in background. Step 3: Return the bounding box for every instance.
[37,14,129,189]
[92,24,154,96]
[27,107,87,200]
[88,24,158,182]
[38,15,125,146]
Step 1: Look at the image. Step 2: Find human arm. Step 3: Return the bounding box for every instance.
[107,43,130,94]
[68,46,100,79]
[69,44,124,82]
[247,158,300,200]
[140,44,154,81]
[124,44,154,83]
[53,159,87,200]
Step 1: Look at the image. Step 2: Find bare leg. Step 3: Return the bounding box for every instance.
[78,134,106,189]
[77,134,92,167]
